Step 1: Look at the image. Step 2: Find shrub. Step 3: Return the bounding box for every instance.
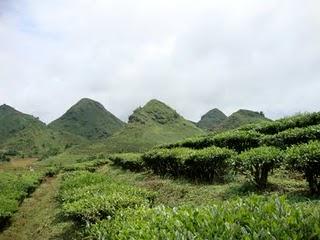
[212,130,262,153]
[0,153,10,162]
[59,171,155,224]
[142,148,190,177]
[236,146,284,189]
[252,112,320,135]
[143,147,235,182]
[0,171,45,228]
[184,147,236,182]
[86,195,320,240]
[109,153,144,172]
[263,125,320,149]
[158,130,262,153]
[285,141,320,195]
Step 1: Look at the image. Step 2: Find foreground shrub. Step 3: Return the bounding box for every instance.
[286,141,320,195]
[86,195,320,240]
[0,171,45,229]
[59,171,154,224]
[184,147,236,182]
[236,146,284,189]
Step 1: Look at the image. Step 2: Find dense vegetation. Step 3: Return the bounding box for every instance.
[212,109,270,132]
[0,170,46,229]
[197,108,227,130]
[87,196,320,240]
[86,99,204,153]
[1,101,320,239]
[49,98,125,140]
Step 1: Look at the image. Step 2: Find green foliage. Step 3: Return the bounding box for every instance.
[213,109,270,132]
[109,153,144,171]
[236,146,284,189]
[197,108,227,130]
[87,99,204,153]
[212,130,262,153]
[286,141,320,195]
[61,158,110,172]
[59,171,155,224]
[263,125,320,149]
[243,112,320,135]
[0,152,10,162]
[86,195,320,240]
[0,104,45,145]
[0,171,45,228]
[161,130,262,153]
[143,147,235,182]
[49,98,125,140]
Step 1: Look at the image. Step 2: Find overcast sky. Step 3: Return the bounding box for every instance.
[0,0,319,123]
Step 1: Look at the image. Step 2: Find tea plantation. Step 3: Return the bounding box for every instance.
[1,112,320,239]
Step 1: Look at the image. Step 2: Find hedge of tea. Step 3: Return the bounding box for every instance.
[158,130,262,153]
[285,141,320,195]
[61,158,110,172]
[235,146,284,189]
[0,171,45,229]
[263,125,320,149]
[59,171,155,224]
[142,147,236,182]
[109,153,144,172]
[86,195,320,240]
[241,112,320,135]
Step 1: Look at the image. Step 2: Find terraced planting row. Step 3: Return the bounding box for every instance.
[111,113,320,194]
[58,169,320,239]
[0,170,47,229]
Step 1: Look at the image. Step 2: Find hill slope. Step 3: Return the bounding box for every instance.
[0,104,87,156]
[49,98,125,140]
[0,104,45,144]
[87,99,204,153]
[214,109,270,131]
[197,108,227,130]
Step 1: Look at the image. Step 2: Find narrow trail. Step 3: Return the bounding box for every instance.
[0,175,73,240]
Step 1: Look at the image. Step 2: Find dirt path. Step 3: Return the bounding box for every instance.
[0,175,75,240]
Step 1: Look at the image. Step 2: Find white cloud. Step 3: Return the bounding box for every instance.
[0,0,319,123]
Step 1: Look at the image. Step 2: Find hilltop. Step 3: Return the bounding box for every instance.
[197,108,227,130]
[88,99,204,153]
[213,109,270,131]
[49,98,125,140]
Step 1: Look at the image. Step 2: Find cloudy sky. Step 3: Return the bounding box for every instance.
[0,0,319,123]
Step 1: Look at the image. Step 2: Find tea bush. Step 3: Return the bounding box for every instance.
[59,171,155,224]
[286,141,320,195]
[0,171,45,228]
[109,153,144,172]
[263,125,320,149]
[86,195,320,240]
[242,112,320,135]
[235,146,284,189]
[158,131,261,153]
[143,147,235,182]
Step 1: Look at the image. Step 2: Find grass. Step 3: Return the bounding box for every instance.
[97,164,315,207]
